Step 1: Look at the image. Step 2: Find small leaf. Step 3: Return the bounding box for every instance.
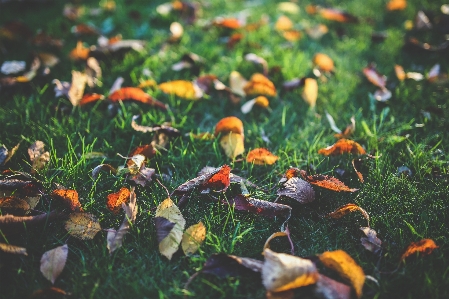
[275,15,293,31]
[226,195,292,222]
[326,204,369,225]
[202,165,231,192]
[107,187,130,214]
[126,144,156,167]
[301,171,358,192]
[400,239,438,262]
[51,189,82,212]
[313,53,334,72]
[0,242,27,255]
[69,41,90,60]
[108,87,167,110]
[301,78,318,107]
[386,0,407,11]
[182,221,206,255]
[229,71,248,97]
[318,139,366,156]
[0,196,30,215]
[68,71,88,106]
[243,73,276,97]
[65,212,101,240]
[319,250,365,298]
[220,132,245,159]
[352,158,364,183]
[262,248,319,292]
[158,80,203,100]
[360,227,382,255]
[263,227,294,255]
[28,141,50,173]
[363,64,386,89]
[246,148,279,165]
[40,244,68,284]
[91,164,117,180]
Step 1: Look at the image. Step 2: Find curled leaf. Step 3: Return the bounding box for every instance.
[220,132,245,159]
[91,164,117,180]
[363,64,386,89]
[0,242,27,255]
[352,159,364,183]
[215,116,244,136]
[229,71,248,97]
[244,73,276,97]
[109,87,167,110]
[400,239,438,262]
[40,244,68,284]
[325,204,369,225]
[64,212,101,240]
[181,221,206,255]
[360,227,382,255]
[318,139,366,156]
[277,177,315,203]
[301,170,358,192]
[247,148,279,165]
[319,250,365,298]
[313,53,334,72]
[68,71,88,106]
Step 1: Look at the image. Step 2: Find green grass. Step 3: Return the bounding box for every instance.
[1,0,449,298]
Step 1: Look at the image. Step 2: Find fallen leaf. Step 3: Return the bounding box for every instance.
[0,196,30,215]
[319,250,365,298]
[282,78,305,91]
[334,116,356,139]
[313,53,334,72]
[201,253,263,277]
[325,204,369,225]
[0,212,61,236]
[226,194,292,221]
[275,15,293,31]
[318,139,366,156]
[352,159,364,183]
[68,71,88,106]
[1,60,25,74]
[202,164,231,192]
[213,17,243,29]
[313,274,352,299]
[302,78,318,107]
[131,117,181,137]
[277,2,300,14]
[300,170,358,192]
[129,166,156,187]
[85,57,102,88]
[198,166,260,190]
[360,227,382,255]
[246,148,278,165]
[51,189,83,212]
[227,33,244,48]
[155,198,186,260]
[0,142,21,166]
[107,187,130,214]
[71,23,99,35]
[245,53,268,76]
[28,141,50,173]
[306,24,329,39]
[363,64,387,89]
[181,221,206,255]
[0,242,27,255]
[373,88,392,102]
[215,116,244,136]
[169,21,183,41]
[400,239,438,261]
[158,80,203,100]
[263,227,294,255]
[277,177,315,203]
[91,164,117,180]
[109,87,167,110]
[307,6,358,23]
[40,244,68,284]
[173,165,226,196]
[220,132,245,159]
[263,248,319,293]
[64,212,101,240]
[79,93,104,106]
[244,73,277,97]
[387,0,407,11]
[394,64,406,81]
[229,71,248,97]
[30,287,69,299]
[69,41,90,60]
[126,144,156,167]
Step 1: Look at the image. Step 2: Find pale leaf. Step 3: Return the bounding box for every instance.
[182,221,206,255]
[40,244,68,284]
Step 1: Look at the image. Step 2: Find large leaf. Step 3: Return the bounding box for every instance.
[40,244,68,284]
[64,212,101,240]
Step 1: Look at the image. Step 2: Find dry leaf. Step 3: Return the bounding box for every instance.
[306,24,329,39]
[126,154,146,175]
[229,71,248,97]
[40,244,68,284]
[51,189,83,212]
[155,198,186,260]
[201,253,263,277]
[387,0,407,11]
[173,165,230,197]
[394,64,406,81]
[169,22,183,41]
[277,177,315,203]
[318,139,366,156]
[352,159,364,183]
[64,212,101,240]
[0,142,21,166]
[181,221,206,255]
[129,166,155,187]
[301,170,358,192]
[275,15,293,31]
[215,116,244,136]
[220,132,245,159]
[373,88,392,102]
[85,57,101,88]
[226,195,292,222]
[158,80,203,100]
[69,41,90,60]
[28,141,50,173]
[363,65,386,89]
[313,53,334,72]
[213,17,243,29]
[79,93,104,106]
[107,187,130,214]
[0,212,61,236]
[263,227,294,255]
[91,164,117,180]
[360,227,382,255]
[68,71,88,106]
[0,242,27,255]
[244,73,276,97]
[202,165,231,192]
[30,287,69,298]
[301,78,318,107]
[246,148,278,165]
[313,274,352,299]
[319,250,365,298]
[262,248,319,292]
[282,30,302,42]
[334,116,356,139]
[325,204,369,225]
[400,239,438,261]
[307,6,358,23]
[0,197,30,215]
[245,53,268,76]
[109,87,167,110]
[131,117,181,137]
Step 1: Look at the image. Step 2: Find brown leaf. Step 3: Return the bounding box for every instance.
[363,64,386,89]
[400,239,438,261]
[91,164,117,180]
[360,227,382,255]
[0,196,30,215]
[202,165,231,192]
[245,53,268,76]
[64,212,101,240]
[79,93,104,106]
[302,78,318,107]
[214,116,244,136]
[126,154,146,175]
[0,141,21,166]
[226,194,292,221]
[201,253,263,277]
[0,212,62,236]
[244,73,277,97]
[85,57,102,88]
[109,87,167,110]
[131,116,181,137]
[126,144,156,167]
[51,189,82,212]
[334,116,355,139]
[158,80,203,100]
[28,141,50,174]
[247,148,279,165]
[318,139,366,156]
[307,6,358,23]
[313,274,352,299]
[107,187,130,214]
[181,221,206,255]
[40,244,68,284]
[325,204,369,225]
[277,177,315,204]
[129,166,155,187]
[0,242,27,255]
[262,248,319,292]
[198,166,261,190]
[306,24,329,39]
[352,159,364,183]
[319,250,365,298]
[263,227,294,255]
[68,71,88,107]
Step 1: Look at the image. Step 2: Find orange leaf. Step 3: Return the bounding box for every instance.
[79,93,104,106]
[300,170,358,192]
[283,168,300,180]
[213,18,242,29]
[202,165,231,192]
[352,158,364,183]
[313,53,334,72]
[319,250,365,298]
[243,73,276,97]
[109,87,166,110]
[386,0,407,11]
[69,41,90,60]
[325,203,369,224]
[400,239,438,261]
[214,116,244,136]
[158,80,203,100]
[318,139,366,156]
[275,15,293,31]
[107,187,130,214]
[394,64,406,81]
[301,78,318,107]
[51,189,83,212]
[363,65,386,89]
[126,144,156,167]
[282,30,302,42]
[246,148,279,165]
[308,6,358,23]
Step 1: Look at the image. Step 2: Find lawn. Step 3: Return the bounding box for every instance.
[0,0,448,298]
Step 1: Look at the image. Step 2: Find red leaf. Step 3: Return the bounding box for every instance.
[300,170,358,192]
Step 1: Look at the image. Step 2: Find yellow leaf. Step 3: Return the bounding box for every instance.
[301,78,318,107]
[220,132,245,159]
[158,80,203,100]
[319,250,365,298]
[262,249,319,292]
[155,198,186,260]
[229,71,248,97]
[64,212,101,240]
[181,221,206,255]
